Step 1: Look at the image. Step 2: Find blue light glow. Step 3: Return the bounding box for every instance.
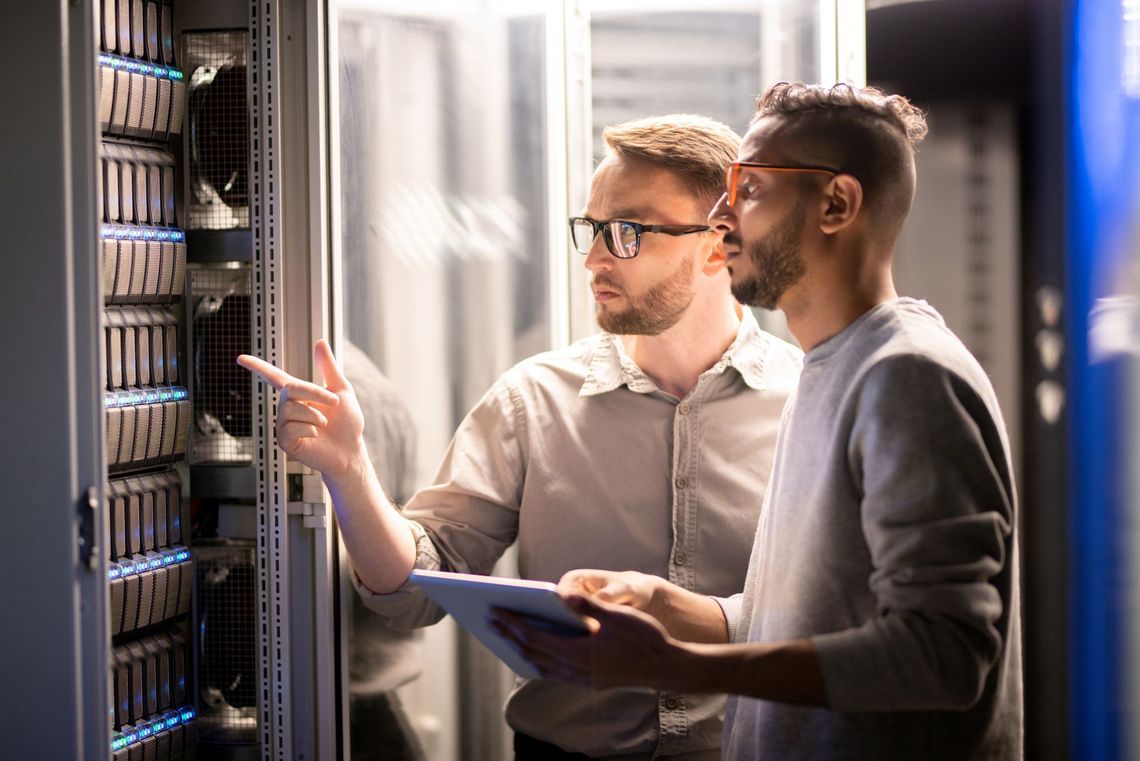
[100,53,184,82]
[100,225,187,242]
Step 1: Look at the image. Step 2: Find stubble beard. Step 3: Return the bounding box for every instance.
[595,252,696,336]
[730,201,807,311]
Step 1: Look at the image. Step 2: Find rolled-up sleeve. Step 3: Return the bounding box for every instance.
[356,374,529,629]
[812,355,1014,711]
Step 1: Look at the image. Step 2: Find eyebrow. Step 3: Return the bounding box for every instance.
[581,208,659,222]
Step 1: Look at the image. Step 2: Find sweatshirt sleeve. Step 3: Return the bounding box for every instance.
[355,373,529,629]
[811,354,1016,711]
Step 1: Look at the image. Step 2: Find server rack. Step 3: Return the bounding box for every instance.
[0,1,338,759]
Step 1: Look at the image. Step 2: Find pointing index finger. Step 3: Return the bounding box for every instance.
[238,354,341,406]
[237,354,294,391]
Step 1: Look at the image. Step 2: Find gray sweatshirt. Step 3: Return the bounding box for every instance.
[720,298,1022,760]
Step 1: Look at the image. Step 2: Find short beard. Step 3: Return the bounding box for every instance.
[731,201,806,310]
[596,253,696,335]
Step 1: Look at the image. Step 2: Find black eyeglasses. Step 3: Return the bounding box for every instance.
[569,216,710,259]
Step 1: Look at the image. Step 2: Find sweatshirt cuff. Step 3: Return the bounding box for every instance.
[710,594,743,644]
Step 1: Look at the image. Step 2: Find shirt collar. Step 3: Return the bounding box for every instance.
[579,308,773,397]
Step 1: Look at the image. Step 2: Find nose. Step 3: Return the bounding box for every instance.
[708,192,737,235]
[582,230,613,274]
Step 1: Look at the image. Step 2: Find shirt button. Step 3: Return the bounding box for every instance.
[673,552,687,566]
[675,476,688,489]
[678,403,690,416]
[664,696,680,710]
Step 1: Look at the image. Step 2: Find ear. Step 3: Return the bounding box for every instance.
[819,174,863,235]
[701,235,728,276]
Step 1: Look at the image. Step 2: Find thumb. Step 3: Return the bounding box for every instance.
[314,339,350,392]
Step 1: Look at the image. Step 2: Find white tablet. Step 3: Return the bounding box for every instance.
[409,569,589,678]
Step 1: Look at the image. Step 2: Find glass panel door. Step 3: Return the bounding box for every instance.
[330,2,563,759]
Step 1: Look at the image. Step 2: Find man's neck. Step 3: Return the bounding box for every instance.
[620,300,742,400]
[783,256,897,353]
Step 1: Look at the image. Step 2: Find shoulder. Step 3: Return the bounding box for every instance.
[496,333,605,389]
[859,303,988,393]
[850,306,1000,429]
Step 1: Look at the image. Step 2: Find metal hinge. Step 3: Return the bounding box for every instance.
[78,486,98,569]
[287,466,327,529]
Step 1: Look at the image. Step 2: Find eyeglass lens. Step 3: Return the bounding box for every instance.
[571,219,639,258]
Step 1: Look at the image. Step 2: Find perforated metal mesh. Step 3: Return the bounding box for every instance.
[184,31,250,230]
[194,541,259,745]
[189,264,253,463]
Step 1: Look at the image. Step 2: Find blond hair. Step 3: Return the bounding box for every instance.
[602,114,741,213]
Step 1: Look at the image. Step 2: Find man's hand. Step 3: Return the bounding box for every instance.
[560,568,729,644]
[558,569,659,612]
[237,339,365,481]
[491,595,691,690]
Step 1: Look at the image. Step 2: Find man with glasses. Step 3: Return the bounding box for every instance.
[497,83,1023,761]
[238,114,802,760]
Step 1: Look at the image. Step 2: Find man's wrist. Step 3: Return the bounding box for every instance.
[323,437,371,488]
[644,573,670,621]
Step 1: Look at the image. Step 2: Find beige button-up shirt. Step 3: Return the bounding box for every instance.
[356,310,802,760]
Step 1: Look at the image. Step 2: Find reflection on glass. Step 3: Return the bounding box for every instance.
[590,9,763,151]
[335,3,552,760]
